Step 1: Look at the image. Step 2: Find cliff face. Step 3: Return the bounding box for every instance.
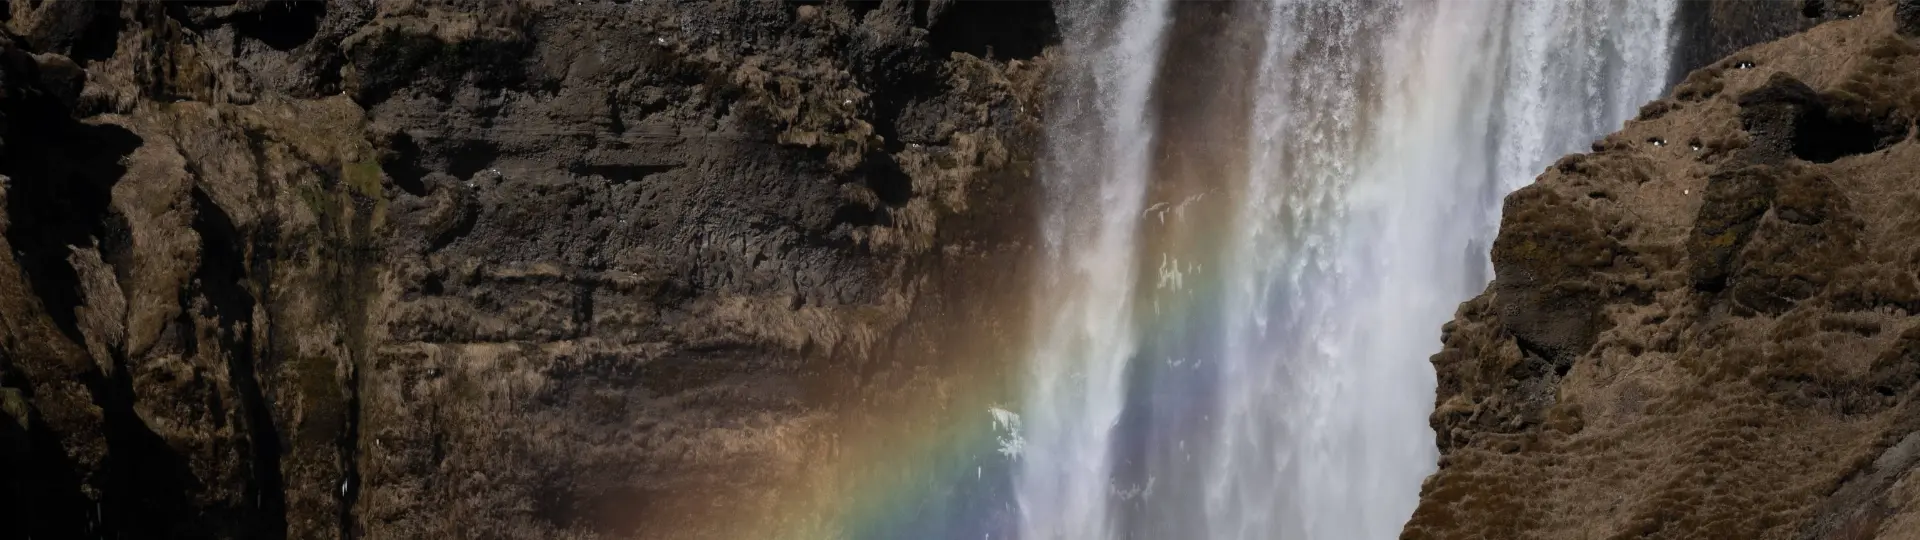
[0,1,1049,538]
[1671,0,1825,82]
[1407,1,1920,538]
[15,0,1919,539]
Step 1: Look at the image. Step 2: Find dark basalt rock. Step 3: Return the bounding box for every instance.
[1490,185,1616,366]
[1802,0,1867,20]
[1899,0,1920,36]
[347,27,531,106]
[1670,0,1816,84]
[0,1,1055,538]
[1687,166,1779,293]
[1737,72,1909,164]
[1722,169,1863,316]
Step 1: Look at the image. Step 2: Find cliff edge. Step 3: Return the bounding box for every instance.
[1408,1,1920,538]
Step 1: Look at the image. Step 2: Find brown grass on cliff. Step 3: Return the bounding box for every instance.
[1408,2,1920,539]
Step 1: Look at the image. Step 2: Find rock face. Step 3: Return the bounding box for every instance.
[1671,0,1825,82]
[1408,2,1920,539]
[0,1,1050,538]
[16,1,1919,539]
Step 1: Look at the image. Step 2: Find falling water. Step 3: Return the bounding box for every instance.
[1015,1,1676,539]
[1017,1,1172,538]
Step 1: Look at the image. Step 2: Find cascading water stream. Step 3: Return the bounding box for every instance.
[1014,1,1677,539]
[1017,1,1173,539]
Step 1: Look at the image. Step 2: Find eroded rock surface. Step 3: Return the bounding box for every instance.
[0,1,1050,538]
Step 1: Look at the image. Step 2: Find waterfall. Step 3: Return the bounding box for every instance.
[1017,1,1172,538]
[1014,1,1677,539]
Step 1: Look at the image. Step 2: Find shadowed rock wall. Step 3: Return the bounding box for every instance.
[0,1,1053,538]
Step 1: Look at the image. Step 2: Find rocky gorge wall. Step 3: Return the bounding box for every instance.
[1408,1,1920,538]
[0,1,1051,538]
[0,0,1907,539]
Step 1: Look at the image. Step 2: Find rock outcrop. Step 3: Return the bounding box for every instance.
[1408,2,1920,538]
[0,1,1050,538]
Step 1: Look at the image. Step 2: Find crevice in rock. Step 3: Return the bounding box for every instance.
[189,186,289,540]
[843,0,886,20]
[856,152,914,207]
[332,192,379,540]
[1800,0,1863,20]
[441,139,499,181]
[1737,73,1908,164]
[71,1,124,63]
[379,132,431,196]
[866,69,938,150]
[426,195,478,253]
[1901,0,1920,36]
[605,91,627,135]
[338,364,361,540]
[567,163,678,184]
[1,364,97,538]
[1,89,141,346]
[926,0,1056,60]
[379,133,500,195]
[85,346,203,538]
[910,0,932,28]
[832,200,887,231]
[229,0,325,52]
[1790,110,1904,163]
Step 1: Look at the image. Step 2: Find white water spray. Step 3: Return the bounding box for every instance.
[1017,1,1675,539]
[1016,1,1172,539]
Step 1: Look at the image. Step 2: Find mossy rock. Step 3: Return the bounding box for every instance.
[342,158,383,198]
[1491,185,1619,283]
[1687,166,1778,292]
[1490,185,1618,364]
[0,387,28,430]
[1726,171,1862,316]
